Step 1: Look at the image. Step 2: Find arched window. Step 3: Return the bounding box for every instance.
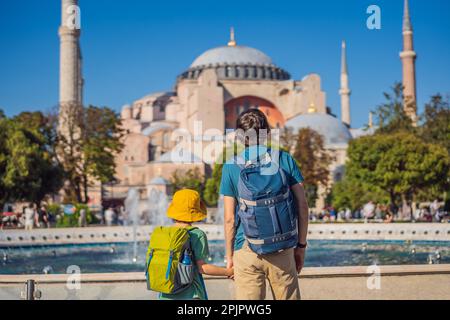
[224,96,285,129]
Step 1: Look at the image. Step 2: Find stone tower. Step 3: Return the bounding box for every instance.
[400,0,417,122]
[58,0,83,133]
[339,41,351,127]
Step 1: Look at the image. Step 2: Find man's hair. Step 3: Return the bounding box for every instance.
[236,109,270,146]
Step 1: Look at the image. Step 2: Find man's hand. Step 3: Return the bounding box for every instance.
[294,247,306,273]
[226,256,234,280]
[226,256,234,269]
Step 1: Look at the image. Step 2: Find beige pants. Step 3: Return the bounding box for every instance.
[234,243,301,300]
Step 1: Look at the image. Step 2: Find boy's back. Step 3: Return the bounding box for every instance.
[159,228,209,300]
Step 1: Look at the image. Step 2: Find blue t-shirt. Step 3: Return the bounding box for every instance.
[219,146,304,251]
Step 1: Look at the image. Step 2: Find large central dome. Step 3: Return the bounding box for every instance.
[178,32,290,82]
[190,45,274,68]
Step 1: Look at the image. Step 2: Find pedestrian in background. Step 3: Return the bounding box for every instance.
[79,208,87,227]
[24,204,36,231]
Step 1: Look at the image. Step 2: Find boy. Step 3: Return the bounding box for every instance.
[158,189,233,300]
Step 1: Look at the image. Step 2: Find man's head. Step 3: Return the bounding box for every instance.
[236,109,270,147]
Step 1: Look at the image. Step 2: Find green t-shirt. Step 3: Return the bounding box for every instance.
[159,227,209,300]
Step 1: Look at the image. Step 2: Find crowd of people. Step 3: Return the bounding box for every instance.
[311,199,449,223]
[0,204,127,230]
[1,204,51,230]
[1,199,449,230]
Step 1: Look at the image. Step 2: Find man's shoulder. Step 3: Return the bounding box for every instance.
[278,149,294,161]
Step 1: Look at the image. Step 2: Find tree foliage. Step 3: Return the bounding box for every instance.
[420,94,450,154]
[204,163,223,206]
[332,87,450,211]
[53,105,124,203]
[334,131,450,210]
[55,203,95,228]
[0,112,63,207]
[291,128,333,205]
[170,168,205,196]
[373,82,415,134]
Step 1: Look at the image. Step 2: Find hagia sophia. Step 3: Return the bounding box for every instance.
[58,0,417,210]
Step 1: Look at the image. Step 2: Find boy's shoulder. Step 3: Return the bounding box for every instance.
[188,226,208,239]
[188,227,209,249]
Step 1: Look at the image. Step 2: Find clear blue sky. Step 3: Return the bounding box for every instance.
[0,0,449,128]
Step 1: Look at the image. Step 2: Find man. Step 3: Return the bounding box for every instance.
[362,201,375,220]
[24,204,36,231]
[220,109,309,300]
[38,206,50,228]
[105,207,116,226]
[79,208,87,227]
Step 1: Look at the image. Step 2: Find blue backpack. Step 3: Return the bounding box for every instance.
[235,150,298,255]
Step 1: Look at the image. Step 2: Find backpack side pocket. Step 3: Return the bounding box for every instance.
[177,261,194,286]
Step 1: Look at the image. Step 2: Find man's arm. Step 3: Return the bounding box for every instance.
[291,183,309,272]
[223,196,236,269]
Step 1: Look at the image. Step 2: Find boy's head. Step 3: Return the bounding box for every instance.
[167,189,207,223]
[236,109,271,147]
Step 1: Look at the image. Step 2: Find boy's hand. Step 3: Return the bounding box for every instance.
[226,267,234,279]
[294,247,306,273]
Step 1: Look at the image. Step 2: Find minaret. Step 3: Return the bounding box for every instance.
[59,0,83,132]
[368,112,373,129]
[400,0,417,123]
[339,41,351,127]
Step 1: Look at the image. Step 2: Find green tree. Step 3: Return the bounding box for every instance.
[292,128,333,205]
[280,126,296,152]
[55,203,95,228]
[343,131,450,210]
[331,177,388,211]
[53,105,124,203]
[373,82,415,134]
[204,163,223,206]
[170,168,205,196]
[420,94,450,154]
[203,143,242,207]
[0,114,9,206]
[0,112,63,207]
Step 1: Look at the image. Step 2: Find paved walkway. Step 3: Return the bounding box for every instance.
[1,265,449,300]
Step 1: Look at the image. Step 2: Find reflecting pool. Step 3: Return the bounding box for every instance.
[1,240,449,275]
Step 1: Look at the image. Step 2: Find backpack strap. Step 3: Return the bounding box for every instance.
[240,151,272,168]
[278,165,287,187]
[165,250,174,279]
[185,226,198,262]
[235,155,246,170]
[145,248,154,277]
[246,229,298,245]
[239,189,290,207]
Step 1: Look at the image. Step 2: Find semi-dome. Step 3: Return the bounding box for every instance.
[285,113,352,147]
[190,46,274,68]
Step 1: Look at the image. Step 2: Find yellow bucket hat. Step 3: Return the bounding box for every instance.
[167,189,207,223]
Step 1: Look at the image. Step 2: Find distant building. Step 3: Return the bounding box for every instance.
[113,30,351,209]
[58,1,417,209]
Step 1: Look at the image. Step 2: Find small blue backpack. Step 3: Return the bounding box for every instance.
[235,150,298,255]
